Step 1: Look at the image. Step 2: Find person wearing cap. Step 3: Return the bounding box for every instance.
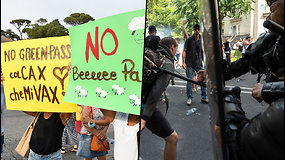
[145,25,161,51]
[182,23,208,105]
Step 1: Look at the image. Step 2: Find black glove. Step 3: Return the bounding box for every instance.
[223,87,246,123]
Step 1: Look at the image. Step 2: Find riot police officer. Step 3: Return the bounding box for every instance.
[221,0,284,159]
[198,0,283,159]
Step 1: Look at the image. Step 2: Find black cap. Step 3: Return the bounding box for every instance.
[149,25,156,32]
[193,23,200,29]
[266,0,277,6]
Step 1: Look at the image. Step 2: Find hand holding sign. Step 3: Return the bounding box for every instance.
[1,36,77,112]
[64,9,145,115]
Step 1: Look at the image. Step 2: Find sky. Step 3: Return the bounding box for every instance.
[1,0,146,38]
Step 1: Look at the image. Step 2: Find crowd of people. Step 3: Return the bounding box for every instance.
[222,35,254,63]
[1,0,283,159]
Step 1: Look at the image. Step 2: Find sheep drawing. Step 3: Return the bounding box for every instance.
[96,87,103,95]
[129,94,141,106]
[134,98,141,106]
[99,90,108,98]
[78,89,88,97]
[75,85,82,94]
[112,84,120,92]
[128,16,145,44]
[115,87,125,95]
[111,84,125,95]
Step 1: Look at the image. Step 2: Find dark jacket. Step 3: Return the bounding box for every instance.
[184,34,203,68]
[142,43,174,121]
[224,32,284,160]
[145,34,161,52]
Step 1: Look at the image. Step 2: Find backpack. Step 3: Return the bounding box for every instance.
[142,47,166,103]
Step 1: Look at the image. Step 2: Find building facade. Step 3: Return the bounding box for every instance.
[222,0,270,40]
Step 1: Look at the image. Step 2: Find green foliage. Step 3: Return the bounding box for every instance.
[64,13,95,26]
[147,0,182,38]
[10,19,31,39]
[173,0,200,35]
[1,29,20,40]
[36,18,48,25]
[23,19,68,39]
[147,0,255,38]
[219,0,255,19]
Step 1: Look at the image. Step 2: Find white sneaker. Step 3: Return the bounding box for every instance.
[187,98,192,105]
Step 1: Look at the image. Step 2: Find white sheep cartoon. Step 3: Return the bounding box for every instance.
[115,87,125,95]
[134,98,141,106]
[96,87,103,95]
[75,85,82,91]
[99,90,108,98]
[75,85,82,94]
[128,16,145,44]
[129,94,138,102]
[78,89,88,97]
[129,94,141,106]
[112,84,120,92]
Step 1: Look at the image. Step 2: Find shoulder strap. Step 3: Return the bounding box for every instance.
[31,112,40,127]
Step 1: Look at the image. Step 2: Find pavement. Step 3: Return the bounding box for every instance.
[1,111,115,160]
[1,68,268,160]
[139,68,267,160]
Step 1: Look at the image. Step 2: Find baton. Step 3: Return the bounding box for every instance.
[159,68,206,88]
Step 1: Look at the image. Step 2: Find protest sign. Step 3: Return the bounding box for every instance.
[64,9,145,115]
[1,36,77,112]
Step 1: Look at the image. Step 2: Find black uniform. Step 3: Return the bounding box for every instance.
[223,30,284,159]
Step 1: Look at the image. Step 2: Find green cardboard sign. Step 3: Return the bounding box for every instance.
[64,9,145,115]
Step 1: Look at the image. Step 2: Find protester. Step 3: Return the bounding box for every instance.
[241,36,251,57]
[82,107,139,160]
[61,113,78,154]
[182,23,208,105]
[2,71,73,159]
[83,109,140,160]
[75,105,82,140]
[177,38,184,67]
[223,34,236,63]
[238,38,244,53]
[182,19,190,40]
[77,106,109,160]
[141,37,179,160]
[174,39,182,69]
[145,25,161,51]
[1,72,5,154]
[233,40,240,57]
[198,0,284,159]
[23,112,72,160]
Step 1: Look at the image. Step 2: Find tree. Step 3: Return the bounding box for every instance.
[1,29,20,40]
[64,13,94,26]
[10,19,31,39]
[173,0,200,34]
[219,0,254,20]
[23,19,68,39]
[174,0,254,33]
[36,18,48,25]
[147,0,181,37]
